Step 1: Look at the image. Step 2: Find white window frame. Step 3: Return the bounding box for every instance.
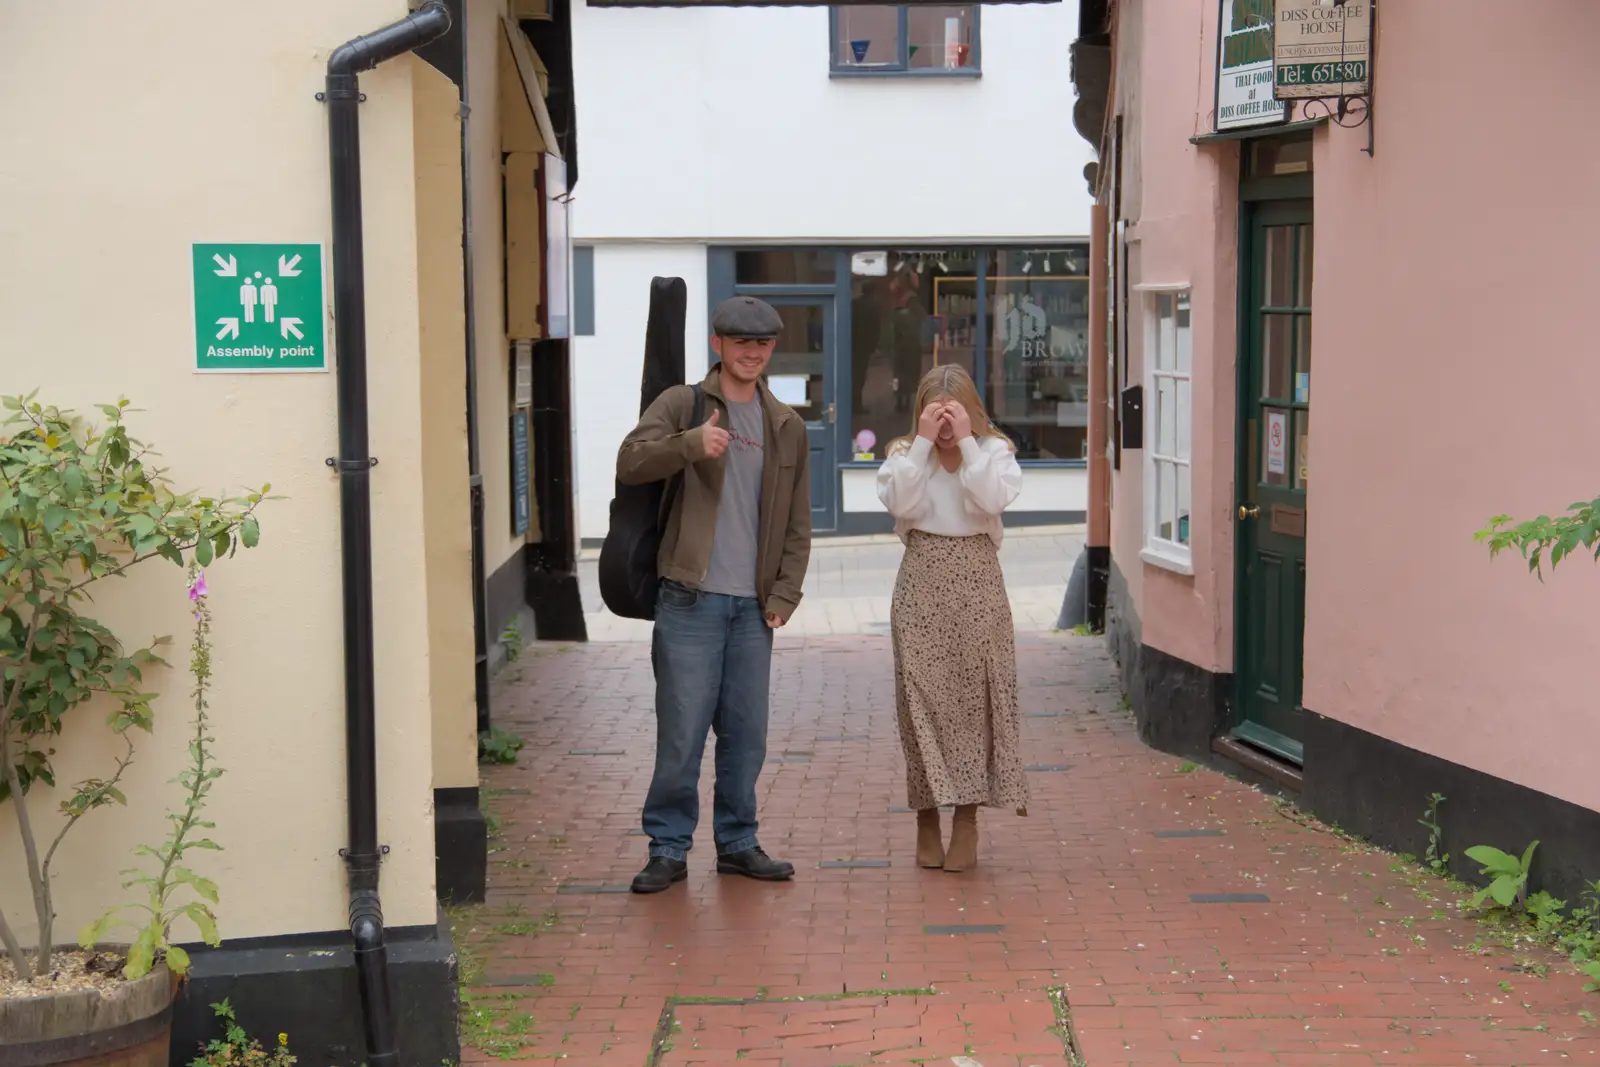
[1138,284,1194,575]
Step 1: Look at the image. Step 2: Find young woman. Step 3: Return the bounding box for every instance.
[876,365,1029,872]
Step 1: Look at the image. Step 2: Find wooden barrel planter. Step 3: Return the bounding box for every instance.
[0,960,174,1067]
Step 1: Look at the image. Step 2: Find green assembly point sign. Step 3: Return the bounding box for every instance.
[192,242,327,372]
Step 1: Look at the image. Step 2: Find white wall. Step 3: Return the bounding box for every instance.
[570,0,1092,242]
[573,243,710,540]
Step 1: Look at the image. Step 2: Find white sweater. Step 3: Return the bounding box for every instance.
[876,434,1024,546]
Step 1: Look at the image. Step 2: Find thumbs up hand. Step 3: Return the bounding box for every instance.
[698,406,731,459]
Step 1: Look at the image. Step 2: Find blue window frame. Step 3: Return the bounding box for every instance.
[573,246,595,336]
[829,5,981,77]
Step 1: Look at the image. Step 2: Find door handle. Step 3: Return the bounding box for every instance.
[1238,505,1260,520]
[826,402,836,424]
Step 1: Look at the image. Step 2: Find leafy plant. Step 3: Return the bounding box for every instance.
[81,567,224,979]
[1464,841,1538,911]
[1418,792,1449,875]
[478,726,524,766]
[1526,891,1566,936]
[0,395,267,980]
[1476,496,1600,577]
[188,999,296,1067]
[499,616,524,663]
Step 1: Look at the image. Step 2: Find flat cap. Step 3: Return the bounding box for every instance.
[711,295,784,340]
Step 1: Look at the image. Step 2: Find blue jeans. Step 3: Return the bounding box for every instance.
[642,580,772,862]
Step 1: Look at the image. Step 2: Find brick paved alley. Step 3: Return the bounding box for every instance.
[456,541,1598,1066]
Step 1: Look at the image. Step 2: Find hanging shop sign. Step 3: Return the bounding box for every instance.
[1273,0,1370,100]
[1215,0,1286,131]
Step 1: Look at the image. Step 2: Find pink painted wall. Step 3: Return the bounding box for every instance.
[1109,0,1600,811]
[1108,0,1239,673]
[1304,0,1600,812]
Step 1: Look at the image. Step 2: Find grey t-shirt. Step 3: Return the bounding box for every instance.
[700,397,765,598]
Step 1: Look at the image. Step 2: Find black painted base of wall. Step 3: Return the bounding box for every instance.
[1107,555,1600,903]
[1132,642,1231,764]
[170,911,458,1067]
[1301,713,1600,904]
[1084,545,1109,631]
[527,564,586,641]
[435,787,487,905]
[487,545,588,645]
[485,546,527,648]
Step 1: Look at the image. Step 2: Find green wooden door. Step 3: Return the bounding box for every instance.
[1234,199,1313,764]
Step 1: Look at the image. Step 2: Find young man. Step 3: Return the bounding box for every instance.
[616,295,813,894]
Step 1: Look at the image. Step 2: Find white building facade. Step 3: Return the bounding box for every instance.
[570,0,1095,538]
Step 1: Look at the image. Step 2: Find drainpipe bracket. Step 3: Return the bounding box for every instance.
[316,90,367,104]
[326,457,380,470]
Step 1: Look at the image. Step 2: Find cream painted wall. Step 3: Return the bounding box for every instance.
[0,1,441,942]
[467,0,522,578]
[413,62,480,793]
[1302,0,1600,812]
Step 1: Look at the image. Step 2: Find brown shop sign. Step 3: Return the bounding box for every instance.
[1273,0,1370,99]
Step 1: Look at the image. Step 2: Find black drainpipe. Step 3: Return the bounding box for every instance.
[321,5,453,1066]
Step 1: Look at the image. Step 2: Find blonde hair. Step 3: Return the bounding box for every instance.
[888,364,1014,456]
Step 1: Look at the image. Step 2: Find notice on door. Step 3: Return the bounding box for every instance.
[1266,411,1288,475]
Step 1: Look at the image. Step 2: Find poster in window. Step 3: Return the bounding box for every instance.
[1265,410,1287,475]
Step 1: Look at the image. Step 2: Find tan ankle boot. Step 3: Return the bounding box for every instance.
[943,805,979,872]
[916,809,945,869]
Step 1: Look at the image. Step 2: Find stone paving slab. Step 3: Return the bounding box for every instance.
[456,635,1599,1066]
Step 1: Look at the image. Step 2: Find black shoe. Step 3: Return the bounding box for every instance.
[630,857,688,894]
[716,848,795,881]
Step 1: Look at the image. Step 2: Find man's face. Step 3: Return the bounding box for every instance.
[712,335,777,384]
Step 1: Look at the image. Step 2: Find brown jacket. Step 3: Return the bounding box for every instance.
[616,366,812,622]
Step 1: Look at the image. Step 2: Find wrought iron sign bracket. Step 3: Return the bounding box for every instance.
[1278,0,1375,157]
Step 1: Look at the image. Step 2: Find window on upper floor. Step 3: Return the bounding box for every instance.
[830,5,980,76]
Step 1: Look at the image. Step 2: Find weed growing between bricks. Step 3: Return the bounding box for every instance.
[1045,987,1087,1067]
[448,903,562,1060]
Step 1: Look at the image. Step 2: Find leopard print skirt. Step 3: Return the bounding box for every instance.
[890,530,1030,815]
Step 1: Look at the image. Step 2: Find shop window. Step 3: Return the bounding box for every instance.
[984,248,1091,461]
[734,249,836,286]
[846,249,979,461]
[831,5,979,75]
[1143,290,1193,572]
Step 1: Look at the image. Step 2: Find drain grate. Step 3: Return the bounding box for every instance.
[819,859,891,869]
[1024,763,1072,772]
[567,749,625,756]
[557,884,632,895]
[1190,892,1270,903]
[925,923,1004,935]
[1155,828,1226,838]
